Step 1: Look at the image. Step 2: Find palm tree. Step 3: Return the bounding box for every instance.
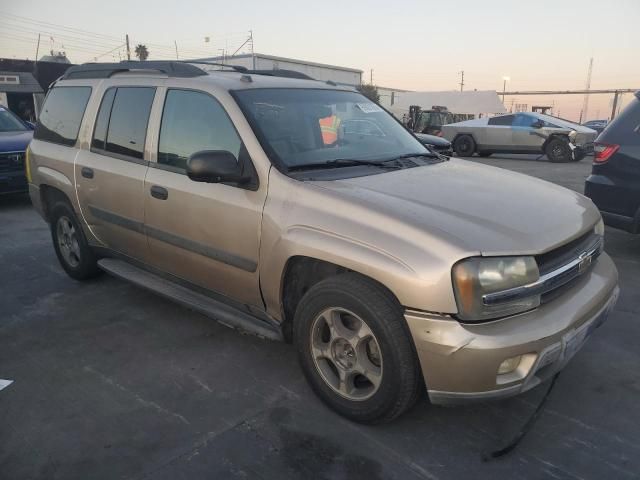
[134,44,149,61]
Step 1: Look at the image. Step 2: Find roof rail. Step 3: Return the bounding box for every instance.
[182,60,248,73]
[61,61,208,80]
[246,69,315,80]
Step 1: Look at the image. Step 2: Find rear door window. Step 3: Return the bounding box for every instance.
[488,115,515,126]
[91,88,116,151]
[102,87,156,160]
[34,86,92,146]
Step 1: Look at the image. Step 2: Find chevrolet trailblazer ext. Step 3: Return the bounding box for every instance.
[28,61,618,423]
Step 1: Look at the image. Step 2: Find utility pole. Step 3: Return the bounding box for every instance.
[370,69,373,85]
[174,40,179,60]
[581,57,593,122]
[610,91,619,121]
[35,33,41,62]
[459,70,465,91]
[125,34,131,61]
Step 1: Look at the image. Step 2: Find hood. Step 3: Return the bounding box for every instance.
[313,159,599,256]
[415,133,451,147]
[0,131,33,152]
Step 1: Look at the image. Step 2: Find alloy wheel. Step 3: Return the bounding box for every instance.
[310,307,383,401]
[56,216,81,268]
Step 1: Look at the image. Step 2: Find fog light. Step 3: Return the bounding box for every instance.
[498,355,522,375]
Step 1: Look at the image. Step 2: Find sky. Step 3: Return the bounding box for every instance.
[1,0,638,121]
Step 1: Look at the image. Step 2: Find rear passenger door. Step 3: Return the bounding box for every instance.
[485,114,515,149]
[75,84,156,260]
[143,88,265,307]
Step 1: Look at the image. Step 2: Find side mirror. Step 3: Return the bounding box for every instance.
[532,120,544,129]
[186,150,248,184]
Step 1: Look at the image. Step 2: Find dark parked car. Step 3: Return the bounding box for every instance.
[583,119,608,135]
[414,132,453,156]
[0,105,33,195]
[585,92,640,233]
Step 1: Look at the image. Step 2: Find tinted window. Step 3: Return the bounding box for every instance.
[105,87,155,159]
[158,89,242,171]
[488,115,515,126]
[34,86,91,146]
[91,88,116,150]
[512,114,537,127]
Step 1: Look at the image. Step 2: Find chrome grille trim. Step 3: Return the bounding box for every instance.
[482,236,603,306]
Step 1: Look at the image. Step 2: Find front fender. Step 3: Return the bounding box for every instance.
[260,224,458,321]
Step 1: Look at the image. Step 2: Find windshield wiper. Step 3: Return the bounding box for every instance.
[288,158,401,172]
[391,151,449,163]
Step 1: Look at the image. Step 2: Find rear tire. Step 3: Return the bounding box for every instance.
[453,135,476,157]
[50,201,101,280]
[293,273,422,424]
[545,137,572,163]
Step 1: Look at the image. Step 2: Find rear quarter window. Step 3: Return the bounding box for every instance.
[34,86,92,146]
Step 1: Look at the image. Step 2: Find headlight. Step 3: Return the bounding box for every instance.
[595,217,605,236]
[452,256,540,321]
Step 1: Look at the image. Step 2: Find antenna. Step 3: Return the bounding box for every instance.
[581,57,593,123]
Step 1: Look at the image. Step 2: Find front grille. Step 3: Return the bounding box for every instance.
[536,231,602,303]
[0,152,25,173]
[536,231,599,276]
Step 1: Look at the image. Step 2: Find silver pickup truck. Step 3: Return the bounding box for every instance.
[442,112,597,162]
[27,61,618,423]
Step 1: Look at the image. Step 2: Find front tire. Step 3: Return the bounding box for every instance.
[453,135,476,157]
[293,273,422,424]
[50,201,101,280]
[545,137,573,163]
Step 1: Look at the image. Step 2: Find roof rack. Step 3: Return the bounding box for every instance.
[245,69,314,80]
[184,60,248,73]
[62,61,208,80]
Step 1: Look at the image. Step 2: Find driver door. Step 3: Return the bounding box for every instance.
[143,87,266,307]
[511,113,545,151]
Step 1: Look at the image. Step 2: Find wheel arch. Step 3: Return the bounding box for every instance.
[541,133,570,152]
[278,255,408,343]
[40,184,75,223]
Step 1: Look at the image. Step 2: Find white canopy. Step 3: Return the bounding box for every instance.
[390,90,507,116]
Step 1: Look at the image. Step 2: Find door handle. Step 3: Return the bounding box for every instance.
[81,167,94,179]
[150,185,168,200]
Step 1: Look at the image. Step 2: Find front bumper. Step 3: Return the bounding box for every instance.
[405,253,618,404]
[0,170,28,195]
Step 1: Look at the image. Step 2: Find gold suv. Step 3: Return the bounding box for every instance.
[27,61,619,423]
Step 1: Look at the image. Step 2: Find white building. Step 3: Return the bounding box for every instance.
[194,53,363,88]
[389,90,507,118]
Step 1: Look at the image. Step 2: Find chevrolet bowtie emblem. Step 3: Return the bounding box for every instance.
[578,252,592,273]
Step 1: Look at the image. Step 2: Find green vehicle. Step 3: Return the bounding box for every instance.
[406,105,473,136]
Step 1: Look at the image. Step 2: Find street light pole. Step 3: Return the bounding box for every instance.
[502,76,510,103]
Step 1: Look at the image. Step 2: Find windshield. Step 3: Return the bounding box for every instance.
[233,89,428,169]
[0,106,28,132]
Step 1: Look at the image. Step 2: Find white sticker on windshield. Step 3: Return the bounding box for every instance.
[356,103,383,113]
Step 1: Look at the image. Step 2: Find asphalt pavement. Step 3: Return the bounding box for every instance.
[1,154,639,480]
